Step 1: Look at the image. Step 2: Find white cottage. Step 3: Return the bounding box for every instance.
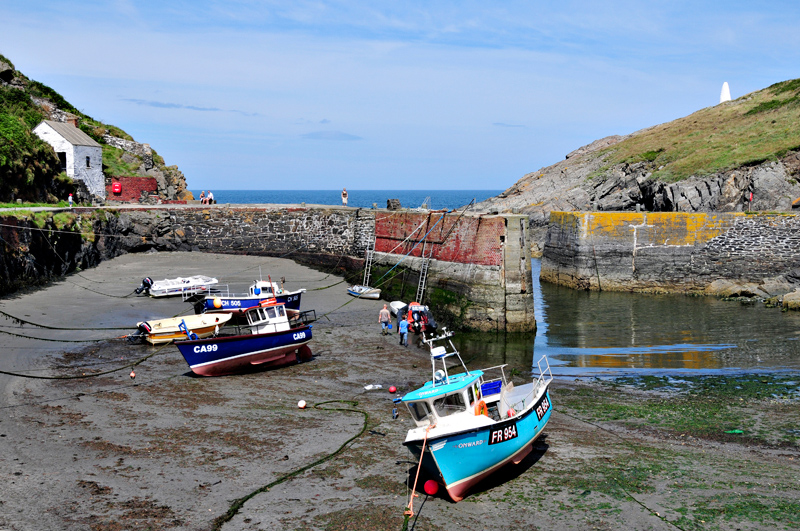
[33,120,105,199]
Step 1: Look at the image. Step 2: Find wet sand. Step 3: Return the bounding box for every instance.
[1,252,797,530]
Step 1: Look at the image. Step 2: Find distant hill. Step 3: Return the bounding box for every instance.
[0,53,191,203]
[477,79,800,228]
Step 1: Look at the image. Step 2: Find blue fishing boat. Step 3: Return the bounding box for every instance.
[399,329,552,502]
[175,299,315,376]
[197,279,305,314]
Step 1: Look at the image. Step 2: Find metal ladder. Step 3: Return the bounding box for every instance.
[363,234,375,286]
[415,241,432,302]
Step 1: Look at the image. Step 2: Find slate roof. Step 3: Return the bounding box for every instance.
[39,120,102,148]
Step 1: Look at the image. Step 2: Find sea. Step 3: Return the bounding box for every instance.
[193,190,503,211]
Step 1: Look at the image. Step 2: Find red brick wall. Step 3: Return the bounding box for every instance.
[374,212,504,266]
[106,176,158,202]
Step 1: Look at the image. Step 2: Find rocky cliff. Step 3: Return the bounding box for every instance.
[475,79,800,255]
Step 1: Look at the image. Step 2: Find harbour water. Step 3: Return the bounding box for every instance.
[455,259,800,377]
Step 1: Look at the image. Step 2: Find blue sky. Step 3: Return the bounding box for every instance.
[2,1,800,191]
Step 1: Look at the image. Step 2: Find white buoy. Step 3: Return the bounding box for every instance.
[720,82,731,103]
[298,400,306,409]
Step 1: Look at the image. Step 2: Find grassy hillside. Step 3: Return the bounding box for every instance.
[603,79,800,182]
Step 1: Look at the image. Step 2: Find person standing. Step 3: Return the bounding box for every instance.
[68,193,73,209]
[379,304,391,335]
[398,316,409,347]
[341,188,348,206]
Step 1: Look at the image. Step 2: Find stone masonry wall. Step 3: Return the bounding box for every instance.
[540,211,800,293]
[0,206,534,332]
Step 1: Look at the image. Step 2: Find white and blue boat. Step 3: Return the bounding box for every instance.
[175,298,315,377]
[197,279,305,314]
[399,329,553,502]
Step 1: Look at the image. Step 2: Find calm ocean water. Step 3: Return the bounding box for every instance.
[193,190,502,211]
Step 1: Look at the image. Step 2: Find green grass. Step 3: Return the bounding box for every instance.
[102,144,141,177]
[597,78,800,181]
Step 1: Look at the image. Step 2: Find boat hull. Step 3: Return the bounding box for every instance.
[406,388,552,502]
[200,290,303,313]
[138,314,232,345]
[174,325,312,376]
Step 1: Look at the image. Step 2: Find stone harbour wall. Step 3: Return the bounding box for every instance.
[0,206,534,332]
[541,211,800,294]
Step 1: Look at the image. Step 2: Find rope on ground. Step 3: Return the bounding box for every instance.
[402,423,436,530]
[0,341,172,380]
[0,308,130,330]
[0,328,129,343]
[211,399,370,531]
[557,408,688,531]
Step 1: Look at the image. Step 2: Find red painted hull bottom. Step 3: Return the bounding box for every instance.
[191,344,313,377]
[445,440,535,502]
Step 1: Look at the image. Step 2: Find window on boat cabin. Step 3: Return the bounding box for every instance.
[467,386,475,406]
[266,307,277,319]
[433,392,466,417]
[277,306,285,317]
[407,401,431,422]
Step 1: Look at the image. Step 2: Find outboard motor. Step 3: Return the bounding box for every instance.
[135,277,153,295]
[424,309,438,334]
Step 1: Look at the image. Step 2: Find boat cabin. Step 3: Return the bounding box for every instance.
[400,330,508,427]
[245,300,291,334]
[249,280,283,298]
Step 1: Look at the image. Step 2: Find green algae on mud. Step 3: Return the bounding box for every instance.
[551,375,800,530]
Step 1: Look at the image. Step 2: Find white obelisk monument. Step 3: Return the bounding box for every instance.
[720,82,731,103]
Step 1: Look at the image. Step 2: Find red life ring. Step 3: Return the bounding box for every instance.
[475,400,488,417]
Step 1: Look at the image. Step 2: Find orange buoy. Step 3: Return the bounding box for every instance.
[475,400,488,416]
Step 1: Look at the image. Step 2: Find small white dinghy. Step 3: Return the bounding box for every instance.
[135,275,219,298]
[347,285,381,299]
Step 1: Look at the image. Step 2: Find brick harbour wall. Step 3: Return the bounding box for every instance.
[105,176,158,203]
[540,211,800,292]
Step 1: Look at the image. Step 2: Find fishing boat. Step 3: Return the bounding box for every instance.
[347,285,381,299]
[174,298,315,377]
[135,275,218,298]
[398,328,553,502]
[136,313,232,345]
[197,279,305,314]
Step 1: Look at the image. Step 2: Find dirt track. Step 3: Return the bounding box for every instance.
[1,252,797,530]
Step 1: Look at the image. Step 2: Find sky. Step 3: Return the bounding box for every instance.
[2,1,800,191]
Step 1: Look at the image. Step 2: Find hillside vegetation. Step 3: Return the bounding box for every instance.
[602,79,800,182]
[0,53,174,203]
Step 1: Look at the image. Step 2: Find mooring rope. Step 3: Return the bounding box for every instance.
[210,399,370,530]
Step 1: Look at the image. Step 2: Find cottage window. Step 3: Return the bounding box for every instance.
[86,156,90,168]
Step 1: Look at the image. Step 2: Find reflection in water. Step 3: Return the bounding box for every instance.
[455,259,800,377]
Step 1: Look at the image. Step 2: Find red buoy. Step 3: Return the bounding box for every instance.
[130,370,136,380]
[389,386,397,393]
[423,480,439,496]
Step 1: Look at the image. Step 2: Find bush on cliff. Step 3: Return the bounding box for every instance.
[0,112,72,202]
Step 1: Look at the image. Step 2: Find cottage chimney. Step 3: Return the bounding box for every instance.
[66,115,79,127]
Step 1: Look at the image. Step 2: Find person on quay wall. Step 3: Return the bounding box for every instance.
[198,191,206,203]
[379,304,391,335]
[398,316,409,347]
[207,191,215,204]
[341,187,348,206]
[68,193,73,209]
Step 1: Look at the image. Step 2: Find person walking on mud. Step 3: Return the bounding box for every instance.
[379,304,391,335]
[398,316,409,347]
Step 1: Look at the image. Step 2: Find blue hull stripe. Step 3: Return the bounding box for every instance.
[176,326,311,368]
